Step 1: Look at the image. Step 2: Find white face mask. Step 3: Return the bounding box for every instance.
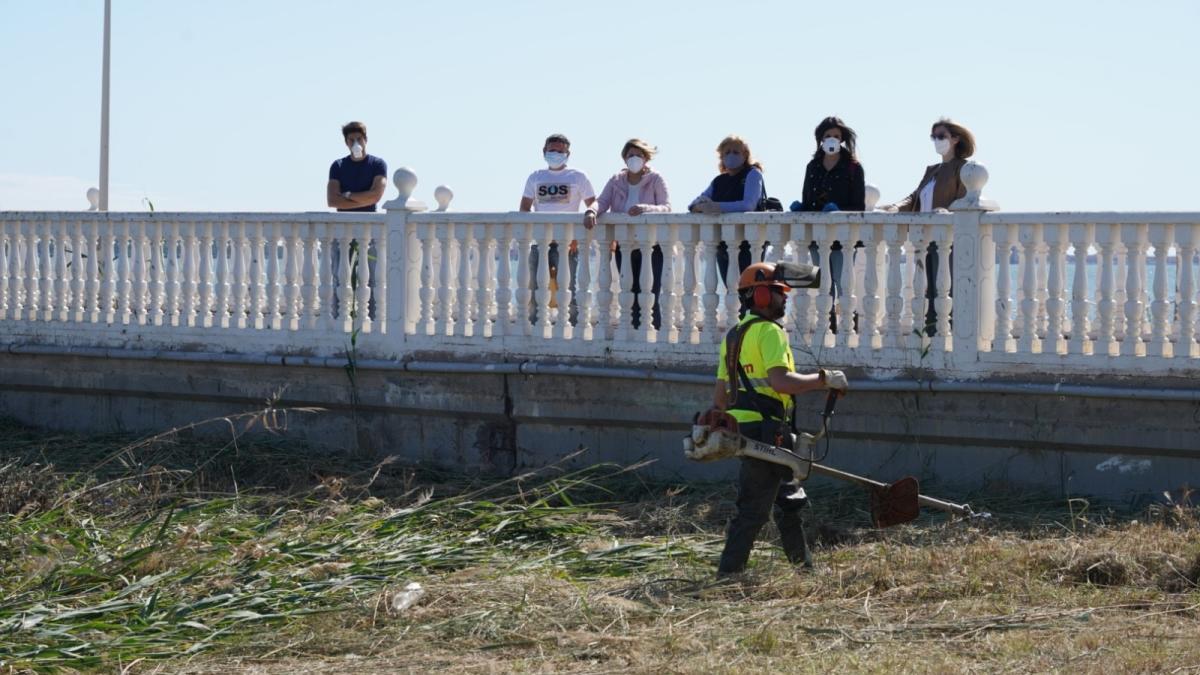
[821,137,841,155]
[544,151,567,169]
[625,156,645,173]
[933,138,952,157]
[350,142,364,160]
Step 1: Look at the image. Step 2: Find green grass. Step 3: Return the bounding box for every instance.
[1,413,1199,674]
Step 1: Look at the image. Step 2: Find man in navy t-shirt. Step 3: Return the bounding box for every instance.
[327,121,388,212]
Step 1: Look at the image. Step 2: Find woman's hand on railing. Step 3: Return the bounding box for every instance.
[878,204,899,213]
[628,205,645,216]
[583,208,598,230]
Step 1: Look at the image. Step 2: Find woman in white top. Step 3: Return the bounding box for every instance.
[594,139,671,329]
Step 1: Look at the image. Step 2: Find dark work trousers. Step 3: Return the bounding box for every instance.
[717,418,812,576]
[614,244,663,330]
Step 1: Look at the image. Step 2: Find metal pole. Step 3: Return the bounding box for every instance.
[99,0,111,211]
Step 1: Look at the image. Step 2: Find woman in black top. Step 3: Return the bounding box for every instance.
[798,117,865,330]
[800,117,865,212]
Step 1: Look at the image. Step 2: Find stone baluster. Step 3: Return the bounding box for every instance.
[515,224,533,337]
[179,221,196,327]
[702,224,720,344]
[933,225,953,351]
[1018,224,1043,354]
[994,224,1016,352]
[1112,248,1128,338]
[417,223,435,336]
[835,222,859,348]
[38,220,54,320]
[79,220,95,324]
[69,221,85,322]
[1067,223,1094,355]
[53,219,70,321]
[265,223,282,329]
[535,222,552,336]
[145,221,160,326]
[98,223,115,324]
[285,223,301,331]
[1120,224,1147,356]
[1045,226,1067,354]
[908,225,928,350]
[721,223,743,332]
[1034,245,1049,339]
[195,221,212,327]
[357,225,374,333]
[474,224,494,338]
[615,224,635,342]
[554,222,573,340]
[861,224,882,349]
[11,220,27,320]
[593,223,613,341]
[1095,226,1118,356]
[637,222,655,342]
[113,218,130,324]
[788,223,812,345]
[83,220,99,323]
[457,222,475,337]
[247,222,264,329]
[662,224,681,344]
[494,225,512,337]
[1176,224,1199,358]
[342,225,359,333]
[128,220,144,325]
[231,221,248,329]
[812,225,835,349]
[576,224,593,341]
[0,222,10,319]
[533,224,552,339]
[883,222,906,349]
[212,221,228,328]
[1148,224,1173,357]
[44,220,59,320]
[302,223,319,330]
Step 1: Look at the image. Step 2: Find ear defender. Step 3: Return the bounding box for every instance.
[753,285,771,309]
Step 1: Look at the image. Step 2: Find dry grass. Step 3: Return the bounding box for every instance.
[1,414,1198,674]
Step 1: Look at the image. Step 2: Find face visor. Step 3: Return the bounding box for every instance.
[772,262,821,289]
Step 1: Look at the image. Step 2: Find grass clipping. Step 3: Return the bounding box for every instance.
[0,414,1199,673]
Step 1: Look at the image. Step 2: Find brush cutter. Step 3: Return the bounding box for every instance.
[683,392,984,527]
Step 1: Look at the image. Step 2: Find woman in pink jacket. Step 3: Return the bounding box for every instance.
[595,138,671,329]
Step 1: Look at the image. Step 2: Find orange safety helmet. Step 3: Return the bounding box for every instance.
[738,262,789,310]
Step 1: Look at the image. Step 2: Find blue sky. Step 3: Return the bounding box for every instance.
[1,0,1197,213]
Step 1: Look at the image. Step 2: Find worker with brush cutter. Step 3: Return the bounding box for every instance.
[712,260,848,577]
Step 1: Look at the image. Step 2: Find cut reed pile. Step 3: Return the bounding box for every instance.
[1,413,1198,674]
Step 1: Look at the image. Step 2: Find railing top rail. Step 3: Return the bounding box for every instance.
[406,211,957,226]
[0,211,386,224]
[983,212,1200,225]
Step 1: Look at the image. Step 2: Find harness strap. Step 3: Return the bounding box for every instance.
[724,317,789,422]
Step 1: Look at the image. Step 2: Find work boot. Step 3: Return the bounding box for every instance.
[778,514,813,569]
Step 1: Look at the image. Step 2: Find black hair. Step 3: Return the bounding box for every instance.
[811,116,857,162]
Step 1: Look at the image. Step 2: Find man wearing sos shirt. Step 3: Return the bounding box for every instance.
[519,134,596,323]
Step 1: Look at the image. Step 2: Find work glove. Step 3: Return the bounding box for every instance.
[820,368,849,392]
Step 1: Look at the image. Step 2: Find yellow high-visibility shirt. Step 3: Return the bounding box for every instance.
[716,314,795,423]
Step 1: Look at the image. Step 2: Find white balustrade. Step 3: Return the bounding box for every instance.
[3,185,1200,378]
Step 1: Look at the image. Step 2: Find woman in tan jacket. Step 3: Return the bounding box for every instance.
[883,119,975,212]
[882,119,977,334]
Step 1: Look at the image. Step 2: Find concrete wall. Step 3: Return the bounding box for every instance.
[1,350,1198,505]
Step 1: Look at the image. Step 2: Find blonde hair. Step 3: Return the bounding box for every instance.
[932,118,976,159]
[621,138,657,162]
[716,135,763,173]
